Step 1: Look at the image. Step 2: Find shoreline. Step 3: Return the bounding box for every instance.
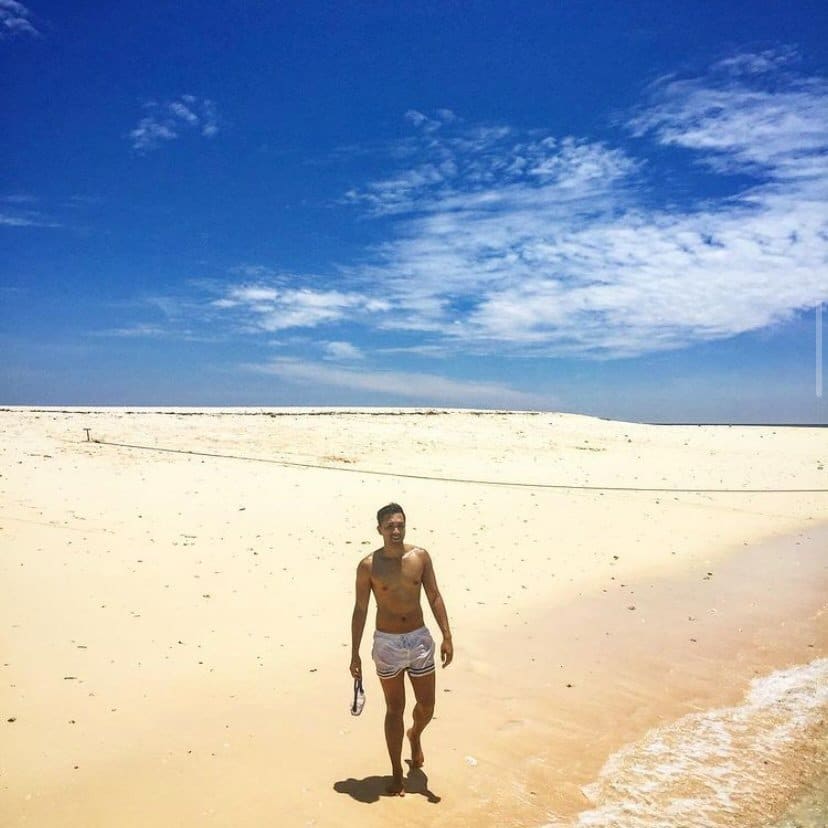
[459,525,828,825]
[1,408,826,826]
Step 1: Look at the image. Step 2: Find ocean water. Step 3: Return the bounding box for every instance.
[546,659,828,828]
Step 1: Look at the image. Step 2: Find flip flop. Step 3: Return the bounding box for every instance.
[351,676,365,716]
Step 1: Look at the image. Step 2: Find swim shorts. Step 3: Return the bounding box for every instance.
[372,626,436,679]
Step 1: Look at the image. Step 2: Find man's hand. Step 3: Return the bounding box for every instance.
[350,654,362,679]
[441,636,453,668]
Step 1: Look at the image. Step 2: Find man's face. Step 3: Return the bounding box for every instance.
[378,512,406,545]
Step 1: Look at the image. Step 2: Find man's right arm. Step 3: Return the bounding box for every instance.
[350,558,371,678]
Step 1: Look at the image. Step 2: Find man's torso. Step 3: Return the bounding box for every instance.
[368,545,426,633]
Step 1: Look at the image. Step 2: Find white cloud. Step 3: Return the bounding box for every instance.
[90,324,168,338]
[227,286,280,303]
[323,341,364,361]
[404,109,449,133]
[129,96,219,152]
[337,52,828,358]
[404,109,430,127]
[376,344,451,358]
[628,56,828,179]
[712,47,798,77]
[129,118,177,151]
[0,0,38,37]
[169,101,199,124]
[147,54,828,370]
[344,127,636,216]
[210,281,381,332]
[244,358,547,408]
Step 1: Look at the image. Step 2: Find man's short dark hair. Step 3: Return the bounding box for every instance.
[377,502,405,525]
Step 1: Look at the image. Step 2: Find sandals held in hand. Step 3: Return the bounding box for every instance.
[351,677,365,716]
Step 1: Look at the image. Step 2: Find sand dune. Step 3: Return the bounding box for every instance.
[1,408,826,826]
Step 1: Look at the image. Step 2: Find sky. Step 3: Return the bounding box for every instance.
[2,1,828,422]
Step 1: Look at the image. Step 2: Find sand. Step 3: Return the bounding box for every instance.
[1,407,826,827]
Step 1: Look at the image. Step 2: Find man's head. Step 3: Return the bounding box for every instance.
[376,502,406,547]
[377,502,405,526]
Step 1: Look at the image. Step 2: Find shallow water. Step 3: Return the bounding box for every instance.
[545,659,828,828]
[766,726,828,828]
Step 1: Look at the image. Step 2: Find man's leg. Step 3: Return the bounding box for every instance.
[407,671,436,768]
[379,671,406,794]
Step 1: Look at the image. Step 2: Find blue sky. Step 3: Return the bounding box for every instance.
[2,1,827,422]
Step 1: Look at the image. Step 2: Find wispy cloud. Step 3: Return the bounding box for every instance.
[628,49,828,178]
[129,95,219,152]
[210,282,390,332]
[334,56,828,357]
[403,107,456,133]
[0,194,95,229]
[0,0,38,38]
[0,211,60,227]
[89,324,169,338]
[88,322,220,343]
[132,54,828,374]
[342,109,633,217]
[244,358,547,408]
[323,341,364,361]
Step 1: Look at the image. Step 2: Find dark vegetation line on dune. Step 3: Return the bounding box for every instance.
[2,407,827,426]
[86,439,828,494]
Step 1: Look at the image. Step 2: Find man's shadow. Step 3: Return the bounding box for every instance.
[333,761,441,804]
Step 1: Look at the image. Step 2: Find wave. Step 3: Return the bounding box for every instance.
[545,659,828,828]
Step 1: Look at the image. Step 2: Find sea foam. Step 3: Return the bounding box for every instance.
[545,659,828,828]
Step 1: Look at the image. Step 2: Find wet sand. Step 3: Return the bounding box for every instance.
[1,408,826,826]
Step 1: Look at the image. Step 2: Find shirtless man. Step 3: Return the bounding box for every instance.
[350,503,453,795]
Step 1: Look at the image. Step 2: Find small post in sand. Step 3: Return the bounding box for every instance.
[84,428,92,442]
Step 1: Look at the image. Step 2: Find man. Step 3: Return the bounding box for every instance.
[350,502,453,795]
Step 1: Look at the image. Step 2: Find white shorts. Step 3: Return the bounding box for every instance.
[372,626,436,679]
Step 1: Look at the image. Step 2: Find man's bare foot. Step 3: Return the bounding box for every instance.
[407,728,424,768]
[386,771,405,796]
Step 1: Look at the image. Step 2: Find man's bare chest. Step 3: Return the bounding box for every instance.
[370,552,424,597]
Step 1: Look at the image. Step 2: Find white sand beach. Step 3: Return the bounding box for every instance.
[1,408,826,827]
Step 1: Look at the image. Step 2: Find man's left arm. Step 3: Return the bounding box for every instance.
[421,550,453,667]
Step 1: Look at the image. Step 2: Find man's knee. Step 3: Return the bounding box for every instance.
[385,699,405,717]
[415,701,435,719]
[383,689,406,717]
